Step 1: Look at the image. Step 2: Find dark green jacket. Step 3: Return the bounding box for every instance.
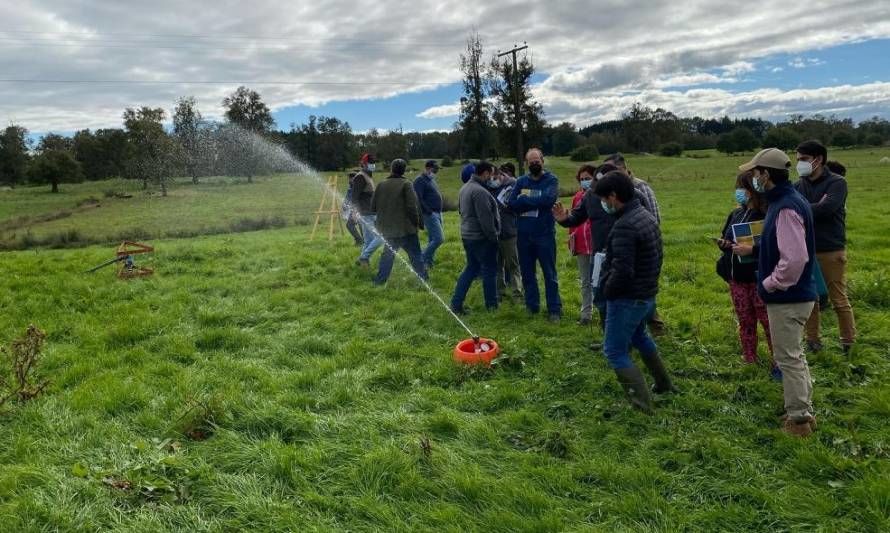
[371,174,421,238]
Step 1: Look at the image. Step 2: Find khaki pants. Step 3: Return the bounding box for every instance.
[805,250,856,345]
[767,301,816,420]
[497,237,522,296]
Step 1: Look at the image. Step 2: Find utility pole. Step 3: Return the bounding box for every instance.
[498,42,528,174]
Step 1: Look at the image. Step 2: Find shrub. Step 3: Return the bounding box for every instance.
[569,144,599,162]
[441,156,453,167]
[658,142,683,157]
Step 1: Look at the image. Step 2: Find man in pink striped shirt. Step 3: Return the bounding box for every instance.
[734,148,818,438]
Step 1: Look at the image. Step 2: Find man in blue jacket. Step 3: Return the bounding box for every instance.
[413,160,445,269]
[508,148,562,321]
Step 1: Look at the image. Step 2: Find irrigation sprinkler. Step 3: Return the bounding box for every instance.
[85,241,154,279]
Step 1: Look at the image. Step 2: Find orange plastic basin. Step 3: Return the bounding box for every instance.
[453,338,500,366]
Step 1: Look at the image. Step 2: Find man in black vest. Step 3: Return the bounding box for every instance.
[734,148,818,437]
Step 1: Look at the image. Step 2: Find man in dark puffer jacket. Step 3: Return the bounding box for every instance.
[595,171,675,414]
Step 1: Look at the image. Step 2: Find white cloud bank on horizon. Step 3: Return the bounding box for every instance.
[1,0,889,132]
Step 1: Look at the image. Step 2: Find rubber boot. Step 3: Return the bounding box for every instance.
[641,352,678,394]
[614,367,654,414]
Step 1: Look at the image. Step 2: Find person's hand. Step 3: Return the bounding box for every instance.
[732,243,753,256]
[552,202,567,221]
[717,238,733,250]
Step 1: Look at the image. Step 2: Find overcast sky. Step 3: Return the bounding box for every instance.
[1,0,889,134]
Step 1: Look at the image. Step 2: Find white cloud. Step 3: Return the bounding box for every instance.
[416,103,461,119]
[0,0,888,132]
[789,57,826,68]
[771,66,785,73]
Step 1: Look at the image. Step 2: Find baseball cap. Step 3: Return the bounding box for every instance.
[738,148,791,172]
[360,153,376,165]
[425,159,440,171]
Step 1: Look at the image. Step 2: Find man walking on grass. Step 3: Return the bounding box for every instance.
[413,159,445,270]
[354,153,383,267]
[595,171,675,414]
[734,148,818,437]
[371,159,427,286]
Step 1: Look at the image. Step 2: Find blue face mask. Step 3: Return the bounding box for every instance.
[580,179,592,190]
[735,188,748,205]
[601,199,617,215]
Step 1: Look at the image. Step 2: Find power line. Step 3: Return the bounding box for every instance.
[0,79,458,86]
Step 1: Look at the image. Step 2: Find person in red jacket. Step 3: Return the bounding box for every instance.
[569,165,596,325]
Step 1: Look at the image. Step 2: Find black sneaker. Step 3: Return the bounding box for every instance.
[589,342,603,351]
[577,317,592,326]
[548,314,562,323]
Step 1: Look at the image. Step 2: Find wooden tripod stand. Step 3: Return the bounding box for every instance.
[310,175,344,241]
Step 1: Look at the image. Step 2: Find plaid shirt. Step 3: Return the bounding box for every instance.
[633,178,661,225]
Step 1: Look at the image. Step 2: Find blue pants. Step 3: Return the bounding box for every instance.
[358,214,384,262]
[374,234,428,285]
[517,235,561,315]
[421,212,445,267]
[603,298,658,369]
[451,238,499,310]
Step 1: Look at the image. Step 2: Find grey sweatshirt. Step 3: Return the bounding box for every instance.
[458,178,501,242]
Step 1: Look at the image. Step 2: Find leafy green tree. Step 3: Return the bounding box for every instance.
[73,129,129,180]
[831,130,857,149]
[569,144,599,162]
[123,107,176,196]
[717,127,759,154]
[29,144,83,193]
[221,87,275,182]
[0,125,30,187]
[549,122,582,156]
[658,142,683,157]
[173,96,204,184]
[762,127,801,151]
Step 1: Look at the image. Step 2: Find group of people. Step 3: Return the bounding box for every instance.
[341,139,855,437]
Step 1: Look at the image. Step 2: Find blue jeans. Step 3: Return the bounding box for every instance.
[358,214,384,262]
[603,298,658,369]
[451,238,499,310]
[421,212,445,267]
[517,235,562,315]
[374,234,428,285]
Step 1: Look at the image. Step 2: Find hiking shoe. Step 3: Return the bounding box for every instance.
[614,367,654,415]
[577,317,592,326]
[741,354,758,365]
[806,339,823,353]
[782,415,817,437]
[548,313,562,323]
[770,366,783,382]
[589,342,603,351]
[356,259,370,269]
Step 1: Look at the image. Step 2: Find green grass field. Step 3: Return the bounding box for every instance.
[1,149,889,531]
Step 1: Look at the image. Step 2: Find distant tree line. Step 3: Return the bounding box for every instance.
[2,32,889,194]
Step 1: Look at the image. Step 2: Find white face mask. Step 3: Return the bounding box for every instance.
[753,175,766,193]
[797,160,813,177]
[366,163,376,172]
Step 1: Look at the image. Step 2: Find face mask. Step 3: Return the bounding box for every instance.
[487,178,500,189]
[735,188,748,205]
[601,199,617,215]
[595,172,604,181]
[529,162,543,175]
[366,163,376,173]
[752,176,766,193]
[797,160,813,177]
[580,179,592,190]
[429,172,437,179]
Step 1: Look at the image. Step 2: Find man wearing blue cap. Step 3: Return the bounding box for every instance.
[461,163,476,184]
[414,160,445,269]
